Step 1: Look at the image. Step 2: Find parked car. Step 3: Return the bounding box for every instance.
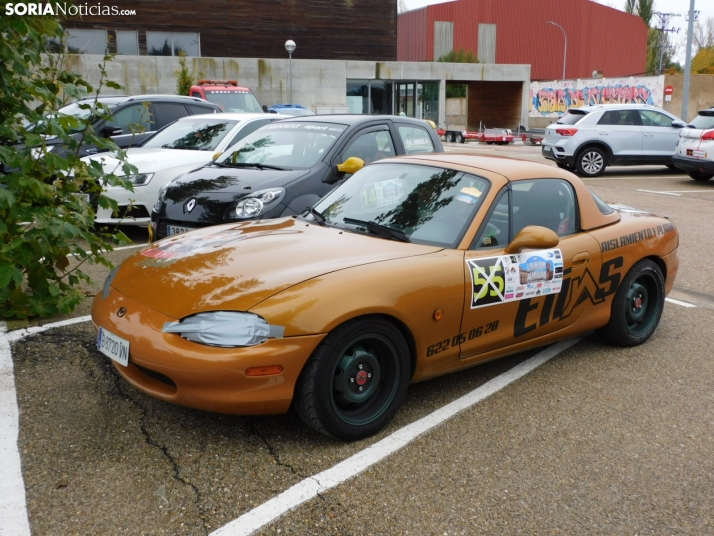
[150,115,444,239]
[672,107,714,181]
[189,79,263,113]
[267,104,315,116]
[45,95,220,158]
[542,104,687,177]
[87,113,287,227]
[93,154,679,441]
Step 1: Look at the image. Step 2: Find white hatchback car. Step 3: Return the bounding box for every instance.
[542,104,686,177]
[87,113,286,226]
[673,108,714,181]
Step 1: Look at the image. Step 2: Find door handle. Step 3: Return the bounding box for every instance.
[571,252,590,267]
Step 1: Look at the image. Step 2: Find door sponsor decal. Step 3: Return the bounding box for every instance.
[467,249,563,309]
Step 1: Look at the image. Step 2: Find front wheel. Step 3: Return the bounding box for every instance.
[575,147,607,177]
[687,170,714,181]
[597,259,664,347]
[294,317,411,441]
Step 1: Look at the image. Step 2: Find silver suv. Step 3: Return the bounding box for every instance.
[672,107,714,181]
[542,104,686,177]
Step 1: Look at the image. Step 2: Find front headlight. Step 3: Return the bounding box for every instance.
[228,187,286,220]
[154,182,170,213]
[125,173,154,186]
[162,311,285,347]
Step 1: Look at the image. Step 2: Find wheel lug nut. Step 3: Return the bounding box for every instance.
[358,364,363,370]
[358,386,363,391]
[367,373,372,378]
[350,377,354,383]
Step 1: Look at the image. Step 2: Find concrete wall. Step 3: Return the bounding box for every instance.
[63,55,532,128]
[662,74,714,123]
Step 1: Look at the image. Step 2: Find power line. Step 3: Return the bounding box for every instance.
[653,12,681,74]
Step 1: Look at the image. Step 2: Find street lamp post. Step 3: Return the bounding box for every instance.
[284,39,296,104]
[547,21,567,80]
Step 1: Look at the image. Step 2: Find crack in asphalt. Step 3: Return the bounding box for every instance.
[246,417,305,479]
[78,334,211,535]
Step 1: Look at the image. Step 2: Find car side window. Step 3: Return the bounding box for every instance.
[398,125,435,154]
[106,104,153,134]
[190,91,203,99]
[639,110,674,128]
[597,110,637,126]
[474,189,510,249]
[225,119,271,148]
[188,104,216,115]
[153,103,191,129]
[342,129,396,164]
[512,179,577,237]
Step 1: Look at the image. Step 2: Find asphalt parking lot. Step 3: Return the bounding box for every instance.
[3,142,714,535]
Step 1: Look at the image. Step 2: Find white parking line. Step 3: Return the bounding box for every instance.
[635,189,682,196]
[211,336,585,536]
[665,297,697,308]
[660,190,714,194]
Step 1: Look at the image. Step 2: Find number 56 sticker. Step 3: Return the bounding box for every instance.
[467,257,506,308]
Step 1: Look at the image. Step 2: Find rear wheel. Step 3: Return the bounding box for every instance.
[294,317,411,441]
[455,133,464,144]
[575,147,607,177]
[687,170,714,181]
[597,259,664,347]
[445,132,454,143]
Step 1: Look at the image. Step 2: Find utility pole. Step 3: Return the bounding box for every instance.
[652,12,680,75]
[682,0,696,122]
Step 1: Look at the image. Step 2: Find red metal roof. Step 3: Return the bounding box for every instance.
[398,0,647,80]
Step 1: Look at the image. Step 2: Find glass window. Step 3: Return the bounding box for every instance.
[419,82,439,122]
[690,111,714,130]
[142,118,238,151]
[313,163,489,248]
[188,104,216,115]
[147,32,200,56]
[217,121,347,168]
[370,81,393,115]
[202,90,262,113]
[556,111,588,125]
[598,110,637,126]
[116,30,138,55]
[66,29,107,54]
[398,125,435,154]
[153,103,190,128]
[474,189,510,248]
[224,119,271,148]
[639,110,674,127]
[512,179,577,237]
[342,129,396,164]
[106,104,153,134]
[347,80,369,114]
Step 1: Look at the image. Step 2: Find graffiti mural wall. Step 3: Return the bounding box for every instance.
[529,76,665,117]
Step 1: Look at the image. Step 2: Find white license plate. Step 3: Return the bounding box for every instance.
[97,327,130,367]
[693,150,707,158]
[167,225,192,236]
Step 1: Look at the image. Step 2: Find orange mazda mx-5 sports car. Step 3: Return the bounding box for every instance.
[92,154,679,441]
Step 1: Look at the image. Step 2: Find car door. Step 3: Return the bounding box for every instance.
[595,109,642,160]
[104,102,157,150]
[459,179,602,360]
[639,110,681,158]
[325,124,398,184]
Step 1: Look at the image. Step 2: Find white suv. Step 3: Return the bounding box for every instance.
[542,104,686,177]
[673,108,714,181]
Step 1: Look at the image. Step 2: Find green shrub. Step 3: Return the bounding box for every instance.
[175,51,193,95]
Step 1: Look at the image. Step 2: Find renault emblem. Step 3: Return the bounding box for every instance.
[185,198,197,214]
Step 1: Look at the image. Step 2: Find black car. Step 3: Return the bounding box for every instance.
[45,94,221,158]
[151,115,443,239]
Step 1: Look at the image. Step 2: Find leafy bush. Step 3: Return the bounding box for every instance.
[436,48,479,64]
[175,51,194,96]
[0,15,136,319]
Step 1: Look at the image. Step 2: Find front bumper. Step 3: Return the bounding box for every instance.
[91,288,326,414]
[672,155,714,174]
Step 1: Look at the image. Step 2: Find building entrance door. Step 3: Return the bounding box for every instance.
[395,82,415,117]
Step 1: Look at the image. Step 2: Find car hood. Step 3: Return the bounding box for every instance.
[87,148,215,174]
[111,217,442,319]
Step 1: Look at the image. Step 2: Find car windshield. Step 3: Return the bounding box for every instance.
[142,118,239,151]
[556,110,588,125]
[312,163,489,248]
[690,111,714,130]
[203,90,263,113]
[217,121,347,168]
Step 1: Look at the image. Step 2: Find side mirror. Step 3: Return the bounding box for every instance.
[336,156,364,175]
[505,226,559,254]
[671,120,687,129]
[101,126,123,138]
[262,105,268,113]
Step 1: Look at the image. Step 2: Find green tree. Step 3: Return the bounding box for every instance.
[175,51,194,95]
[0,14,136,319]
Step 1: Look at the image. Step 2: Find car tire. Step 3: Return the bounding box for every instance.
[445,132,454,143]
[597,259,664,347]
[455,133,464,144]
[293,317,411,441]
[687,171,714,181]
[575,147,607,177]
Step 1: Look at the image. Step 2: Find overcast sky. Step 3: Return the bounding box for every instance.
[401,0,713,64]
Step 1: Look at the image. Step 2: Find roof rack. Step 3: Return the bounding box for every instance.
[197,79,238,86]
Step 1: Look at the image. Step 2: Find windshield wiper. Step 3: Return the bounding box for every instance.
[306,206,327,226]
[217,162,286,171]
[342,218,410,243]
